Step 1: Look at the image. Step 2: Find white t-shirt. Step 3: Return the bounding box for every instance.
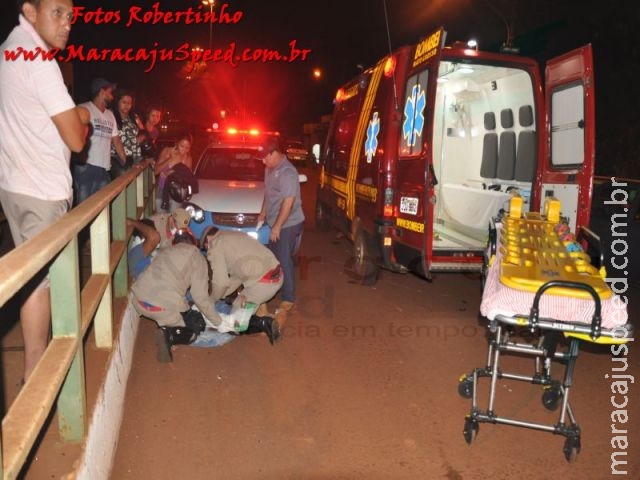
[81,101,119,170]
[0,15,76,201]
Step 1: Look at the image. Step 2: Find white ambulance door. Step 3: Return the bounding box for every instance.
[539,45,595,232]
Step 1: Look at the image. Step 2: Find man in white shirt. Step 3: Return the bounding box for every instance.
[0,0,90,381]
[72,77,126,204]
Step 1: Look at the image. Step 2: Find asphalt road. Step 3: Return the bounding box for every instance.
[108,167,639,479]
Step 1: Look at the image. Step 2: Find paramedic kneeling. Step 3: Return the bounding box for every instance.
[207,229,283,344]
[131,229,221,357]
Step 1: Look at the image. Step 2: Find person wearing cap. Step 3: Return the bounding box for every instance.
[131,229,219,361]
[150,207,192,249]
[206,228,283,343]
[258,138,305,325]
[72,77,127,205]
[0,0,91,381]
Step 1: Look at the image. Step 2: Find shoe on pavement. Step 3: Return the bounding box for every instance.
[275,301,294,327]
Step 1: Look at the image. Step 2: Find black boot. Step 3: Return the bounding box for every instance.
[155,326,198,362]
[181,309,206,335]
[240,315,282,345]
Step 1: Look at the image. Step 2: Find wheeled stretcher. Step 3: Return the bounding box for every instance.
[458,198,633,462]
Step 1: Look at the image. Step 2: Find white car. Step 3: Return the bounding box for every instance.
[185,137,270,245]
[184,129,306,247]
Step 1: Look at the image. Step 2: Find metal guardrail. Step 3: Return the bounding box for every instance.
[0,161,155,479]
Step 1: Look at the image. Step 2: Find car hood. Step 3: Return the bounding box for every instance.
[190,179,265,213]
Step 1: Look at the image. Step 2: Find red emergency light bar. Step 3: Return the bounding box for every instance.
[206,126,280,137]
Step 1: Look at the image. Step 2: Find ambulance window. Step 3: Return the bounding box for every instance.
[550,82,584,167]
[333,114,357,176]
[399,70,428,158]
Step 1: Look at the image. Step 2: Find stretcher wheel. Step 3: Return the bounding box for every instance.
[542,387,561,411]
[458,378,474,399]
[463,418,479,445]
[563,436,581,463]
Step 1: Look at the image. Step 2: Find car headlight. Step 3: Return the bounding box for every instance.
[183,202,205,223]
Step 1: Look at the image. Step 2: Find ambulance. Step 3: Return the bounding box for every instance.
[316,27,595,284]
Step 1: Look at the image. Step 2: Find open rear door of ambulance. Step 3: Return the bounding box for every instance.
[392,27,445,279]
[538,45,595,233]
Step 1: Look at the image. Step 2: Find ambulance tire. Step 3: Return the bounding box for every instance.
[315,201,331,231]
[353,230,379,286]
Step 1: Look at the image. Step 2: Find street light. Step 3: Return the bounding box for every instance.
[202,0,215,50]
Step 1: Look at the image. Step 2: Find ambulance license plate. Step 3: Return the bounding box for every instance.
[400,197,419,215]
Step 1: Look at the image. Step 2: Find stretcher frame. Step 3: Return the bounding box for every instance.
[459,219,633,463]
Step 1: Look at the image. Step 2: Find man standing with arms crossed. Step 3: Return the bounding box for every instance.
[258,139,304,325]
[0,0,89,381]
[73,77,126,204]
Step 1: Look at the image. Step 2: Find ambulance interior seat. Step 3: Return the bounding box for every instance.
[514,104,537,182]
[441,113,510,235]
[496,108,516,181]
[479,112,498,182]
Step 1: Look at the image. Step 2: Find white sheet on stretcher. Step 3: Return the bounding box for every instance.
[480,252,628,329]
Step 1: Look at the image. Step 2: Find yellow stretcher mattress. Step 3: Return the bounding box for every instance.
[498,197,612,300]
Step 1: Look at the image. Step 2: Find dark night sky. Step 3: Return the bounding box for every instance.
[1,0,639,175]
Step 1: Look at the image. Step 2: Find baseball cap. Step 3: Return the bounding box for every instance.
[171,208,191,229]
[261,138,281,158]
[91,78,117,96]
[172,228,197,246]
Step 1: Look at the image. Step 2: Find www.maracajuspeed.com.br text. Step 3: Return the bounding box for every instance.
[3,40,312,73]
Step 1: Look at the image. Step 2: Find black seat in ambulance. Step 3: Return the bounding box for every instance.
[497,108,516,181]
[514,105,537,183]
[480,112,498,180]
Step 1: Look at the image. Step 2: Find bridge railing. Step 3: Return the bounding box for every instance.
[0,160,155,479]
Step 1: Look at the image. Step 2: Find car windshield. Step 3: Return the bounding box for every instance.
[195,148,265,181]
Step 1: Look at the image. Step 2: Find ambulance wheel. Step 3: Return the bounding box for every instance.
[458,378,474,399]
[563,436,580,463]
[354,230,379,286]
[463,418,478,445]
[315,201,330,231]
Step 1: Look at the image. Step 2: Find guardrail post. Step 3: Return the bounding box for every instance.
[136,171,145,216]
[126,180,137,219]
[146,168,156,217]
[50,236,86,442]
[91,207,113,348]
[112,190,128,298]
